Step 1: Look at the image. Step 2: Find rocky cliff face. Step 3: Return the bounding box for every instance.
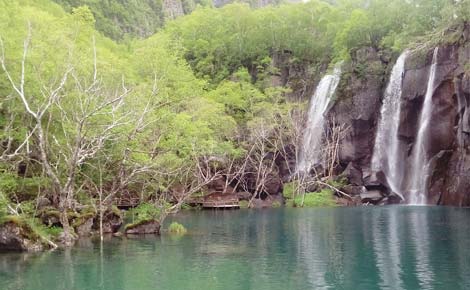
[403,25,470,206]
[328,23,470,206]
[326,47,390,203]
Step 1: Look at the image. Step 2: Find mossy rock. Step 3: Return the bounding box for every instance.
[71,211,95,228]
[282,182,295,199]
[0,216,47,251]
[125,219,160,235]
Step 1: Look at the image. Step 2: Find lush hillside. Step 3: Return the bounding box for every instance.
[0,0,469,248]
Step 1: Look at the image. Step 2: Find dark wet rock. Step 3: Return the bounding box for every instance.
[93,208,123,234]
[38,207,61,227]
[336,195,362,206]
[236,192,252,201]
[342,163,364,186]
[74,217,94,237]
[0,221,44,252]
[400,26,470,206]
[125,220,160,235]
[57,231,78,245]
[328,47,388,186]
[245,165,283,196]
[102,213,123,234]
[360,190,384,204]
[327,23,470,206]
[36,197,51,209]
[250,194,284,208]
[342,185,365,196]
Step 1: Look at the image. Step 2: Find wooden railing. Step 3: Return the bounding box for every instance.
[115,197,140,208]
[201,199,239,208]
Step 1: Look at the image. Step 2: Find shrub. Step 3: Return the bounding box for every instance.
[272,201,282,208]
[128,203,162,224]
[43,226,63,238]
[168,222,187,235]
[0,215,61,242]
[239,200,249,208]
[282,182,295,199]
[0,193,8,218]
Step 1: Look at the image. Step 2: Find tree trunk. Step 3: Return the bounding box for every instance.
[59,207,74,246]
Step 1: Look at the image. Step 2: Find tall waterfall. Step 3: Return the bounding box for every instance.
[297,66,341,173]
[371,51,408,200]
[407,47,439,205]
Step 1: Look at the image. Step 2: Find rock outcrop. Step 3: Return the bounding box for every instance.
[0,221,45,252]
[93,209,123,234]
[328,23,470,206]
[401,25,470,206]
[125,220,160,235]
[327,46,390,203]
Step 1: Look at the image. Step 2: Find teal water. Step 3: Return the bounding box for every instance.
[1,206,470,290]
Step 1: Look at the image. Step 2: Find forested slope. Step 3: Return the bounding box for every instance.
[0,0,468,249]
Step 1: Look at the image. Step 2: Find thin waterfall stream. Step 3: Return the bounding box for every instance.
[408,47,439,205]
[297,66,341,173]
[371,51,408,200]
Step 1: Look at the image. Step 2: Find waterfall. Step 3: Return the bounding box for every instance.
[408,47,439,205]
[371,51,408,200]
[297,66,341,173]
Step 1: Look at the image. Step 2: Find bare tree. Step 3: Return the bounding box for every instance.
[1,29,129,245]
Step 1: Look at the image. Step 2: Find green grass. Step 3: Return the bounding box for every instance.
[239,200,249,208]
[168,222,187,235]
[293,189,337,207]
[282,182,295,199]
[126,203,162,224]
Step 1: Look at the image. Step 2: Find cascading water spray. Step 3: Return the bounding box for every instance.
[297,66,341,174]
[371,51,408,201]
[407,47,439,205]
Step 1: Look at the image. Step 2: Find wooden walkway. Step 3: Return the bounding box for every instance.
[201,200,240,209]
[188,194,240,209]
[115,197,140,209]
[115,194,240,210]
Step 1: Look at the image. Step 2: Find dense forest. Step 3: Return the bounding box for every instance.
[0,0,469,249]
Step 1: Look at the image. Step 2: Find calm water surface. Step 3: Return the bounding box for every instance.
[1,206,469,290]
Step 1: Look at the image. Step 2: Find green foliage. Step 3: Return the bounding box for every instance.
[29,219,63,240]
[293,189,337,208]
[282,182,295,199]
[72,208,96,227]
[0,215,59,242]
[327,177,348,189]
[0,0,468,237]
[239,200,249,208]
[71,5,95,26]
[168,222,187,235]
[272,201,282,208]
[128,203,162,224]
[0,192,8,217]
[43,226,63,238]
[165,2,336,85]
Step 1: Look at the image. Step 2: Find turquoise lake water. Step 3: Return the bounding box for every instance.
[1,206,469,290]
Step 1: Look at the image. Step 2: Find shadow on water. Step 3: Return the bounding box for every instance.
[1,206,470,290]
